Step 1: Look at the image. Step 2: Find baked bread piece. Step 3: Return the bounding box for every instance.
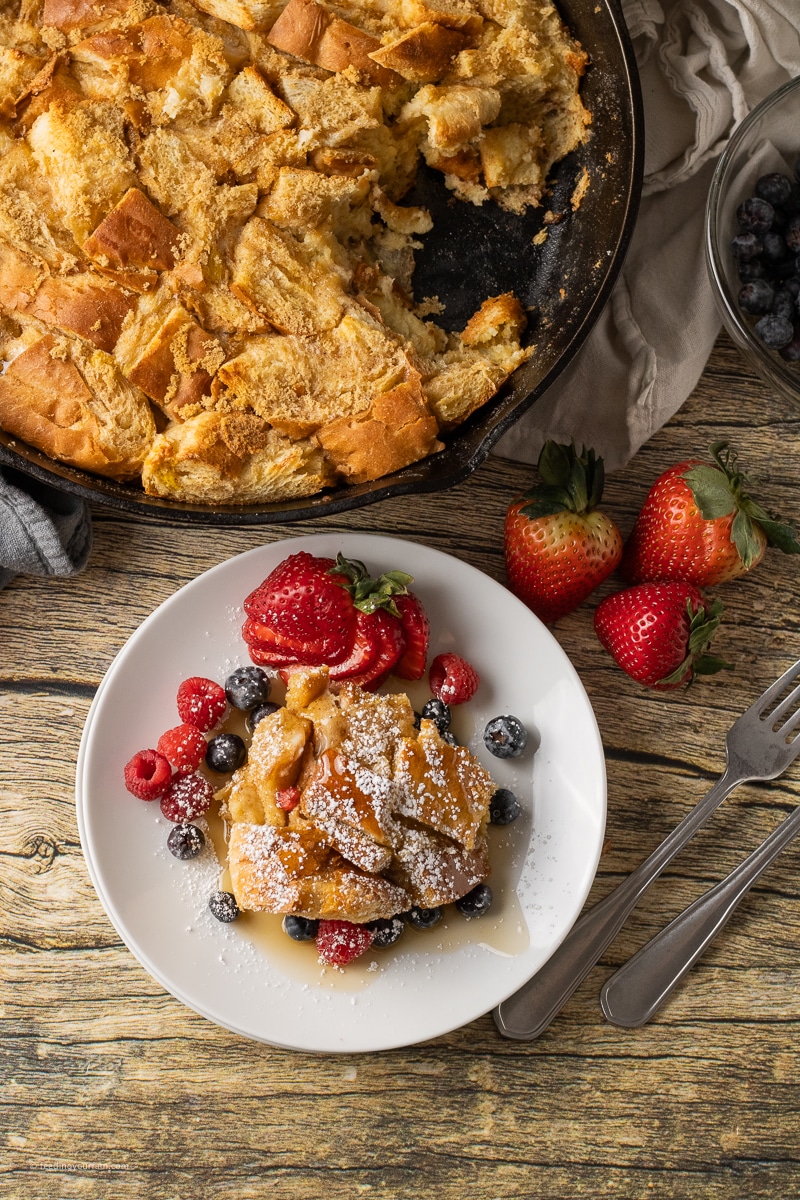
[223,665,499,922]
[0,0,590,503]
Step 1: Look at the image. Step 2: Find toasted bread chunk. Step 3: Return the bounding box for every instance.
[388,824,490,907]
[317,375,441,483]
[229,216,345,335]
[214,309,418,436]
[228,823,410,921]
[116,299,224,416]
[267,0,400,87]
[0,332,155,478]
[394,719,495,849]
[0,240,48,311]
[83,188,181,274]
[257,166,371,236]
[369,22,469,82]
[399,82,501,156]
[224,706,311,825]
[0,46,43,120]
[28,100,136,244]
[190,0,283,33]
[22,272,136,352]
[225,63,296,132]
[42,0,139,34]
[141,409,335,503]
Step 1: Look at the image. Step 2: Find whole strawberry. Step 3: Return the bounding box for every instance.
[504,441,623,624]
[594,582,729,690]
[621,441,800,586]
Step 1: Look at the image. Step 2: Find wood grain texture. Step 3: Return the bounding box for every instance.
[2,332,800,1199]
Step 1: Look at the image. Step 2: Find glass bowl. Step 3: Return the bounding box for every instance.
[706,75,800,403]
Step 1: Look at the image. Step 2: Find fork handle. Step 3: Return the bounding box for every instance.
[600,803,800,1028]
[493,768,740,1040]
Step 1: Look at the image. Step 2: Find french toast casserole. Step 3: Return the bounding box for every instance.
[0,0,590,504]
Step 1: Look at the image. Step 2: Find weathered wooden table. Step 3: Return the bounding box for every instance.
[3,331,799,1199]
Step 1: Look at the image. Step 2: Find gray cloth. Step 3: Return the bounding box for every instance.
[0,466,92,589]
[495,0,800,473]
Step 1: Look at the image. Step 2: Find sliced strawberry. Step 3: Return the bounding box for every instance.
[344,610,406,692]
[242,616,325,665]
[248,642,307,669]
[392,592,430,680]
[328,610,382,681]
[243,553,356,662]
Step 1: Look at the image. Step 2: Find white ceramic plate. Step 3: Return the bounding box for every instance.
[76,533,606,1053]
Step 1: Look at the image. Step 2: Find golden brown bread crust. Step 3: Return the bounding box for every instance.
[0,0,588,504]
[0,332,155,477]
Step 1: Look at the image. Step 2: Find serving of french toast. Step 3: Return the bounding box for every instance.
[0,0,589,504]
[219,664,497,923]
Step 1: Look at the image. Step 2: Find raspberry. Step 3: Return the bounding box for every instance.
[428,652,480,706]
[316,919,374,967]
[276,786,300,811]
[123,749,172,800]
[160,772,214,822]
[176,676,227,733]
[157,723,207,773]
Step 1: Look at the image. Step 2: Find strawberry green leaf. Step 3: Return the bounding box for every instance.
[756,516,800,554]
[682,464,736,519]
[523,441,608,517]
[659,597,729,687]
[730,509,763,569]
[329,554,413,617]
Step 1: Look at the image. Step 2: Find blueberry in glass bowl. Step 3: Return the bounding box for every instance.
[706,75,800,402]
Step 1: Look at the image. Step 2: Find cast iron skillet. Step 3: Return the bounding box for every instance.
[0,0,644,524]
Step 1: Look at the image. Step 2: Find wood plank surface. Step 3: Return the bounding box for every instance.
[2,331,800,1199]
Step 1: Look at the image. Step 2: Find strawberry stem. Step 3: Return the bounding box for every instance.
[329,553,413,617]
[519,441,607,519]
[683,442,800,568]
[657,596,730,687]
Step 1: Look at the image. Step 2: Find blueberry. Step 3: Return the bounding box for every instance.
[761,231,788,263]
[205,732,247,773]
[736,196,774,234]
[440,730,459,747]
[167,822,205,860]
[209,891,239,922]
[781,276,800,299]
[755,172,793,208]
[282,915,319,941]
[405,905,442,930]
[780,324,800,362]
[785,215,800,253]
[772,288,797,319]
[368,916,405,948]
[246,701,281,734]
[730,232,764,262]
[421,697,451,733]
[754,313,794,349]
[455,883,493,919]
[483,715,528,759]
[738,259,766,282]
[738,279,774,314]
[225,666,271,710]
[489,787,522,825]
[412,710,422,729]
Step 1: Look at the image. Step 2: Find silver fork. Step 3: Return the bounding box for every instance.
[493,656,800,1041]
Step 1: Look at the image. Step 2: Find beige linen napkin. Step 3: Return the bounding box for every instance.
[495,0,800,473]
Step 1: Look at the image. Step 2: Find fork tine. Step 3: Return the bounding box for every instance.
[768,681,800,727]
[779,704,800,740]
[750,657,800,716]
